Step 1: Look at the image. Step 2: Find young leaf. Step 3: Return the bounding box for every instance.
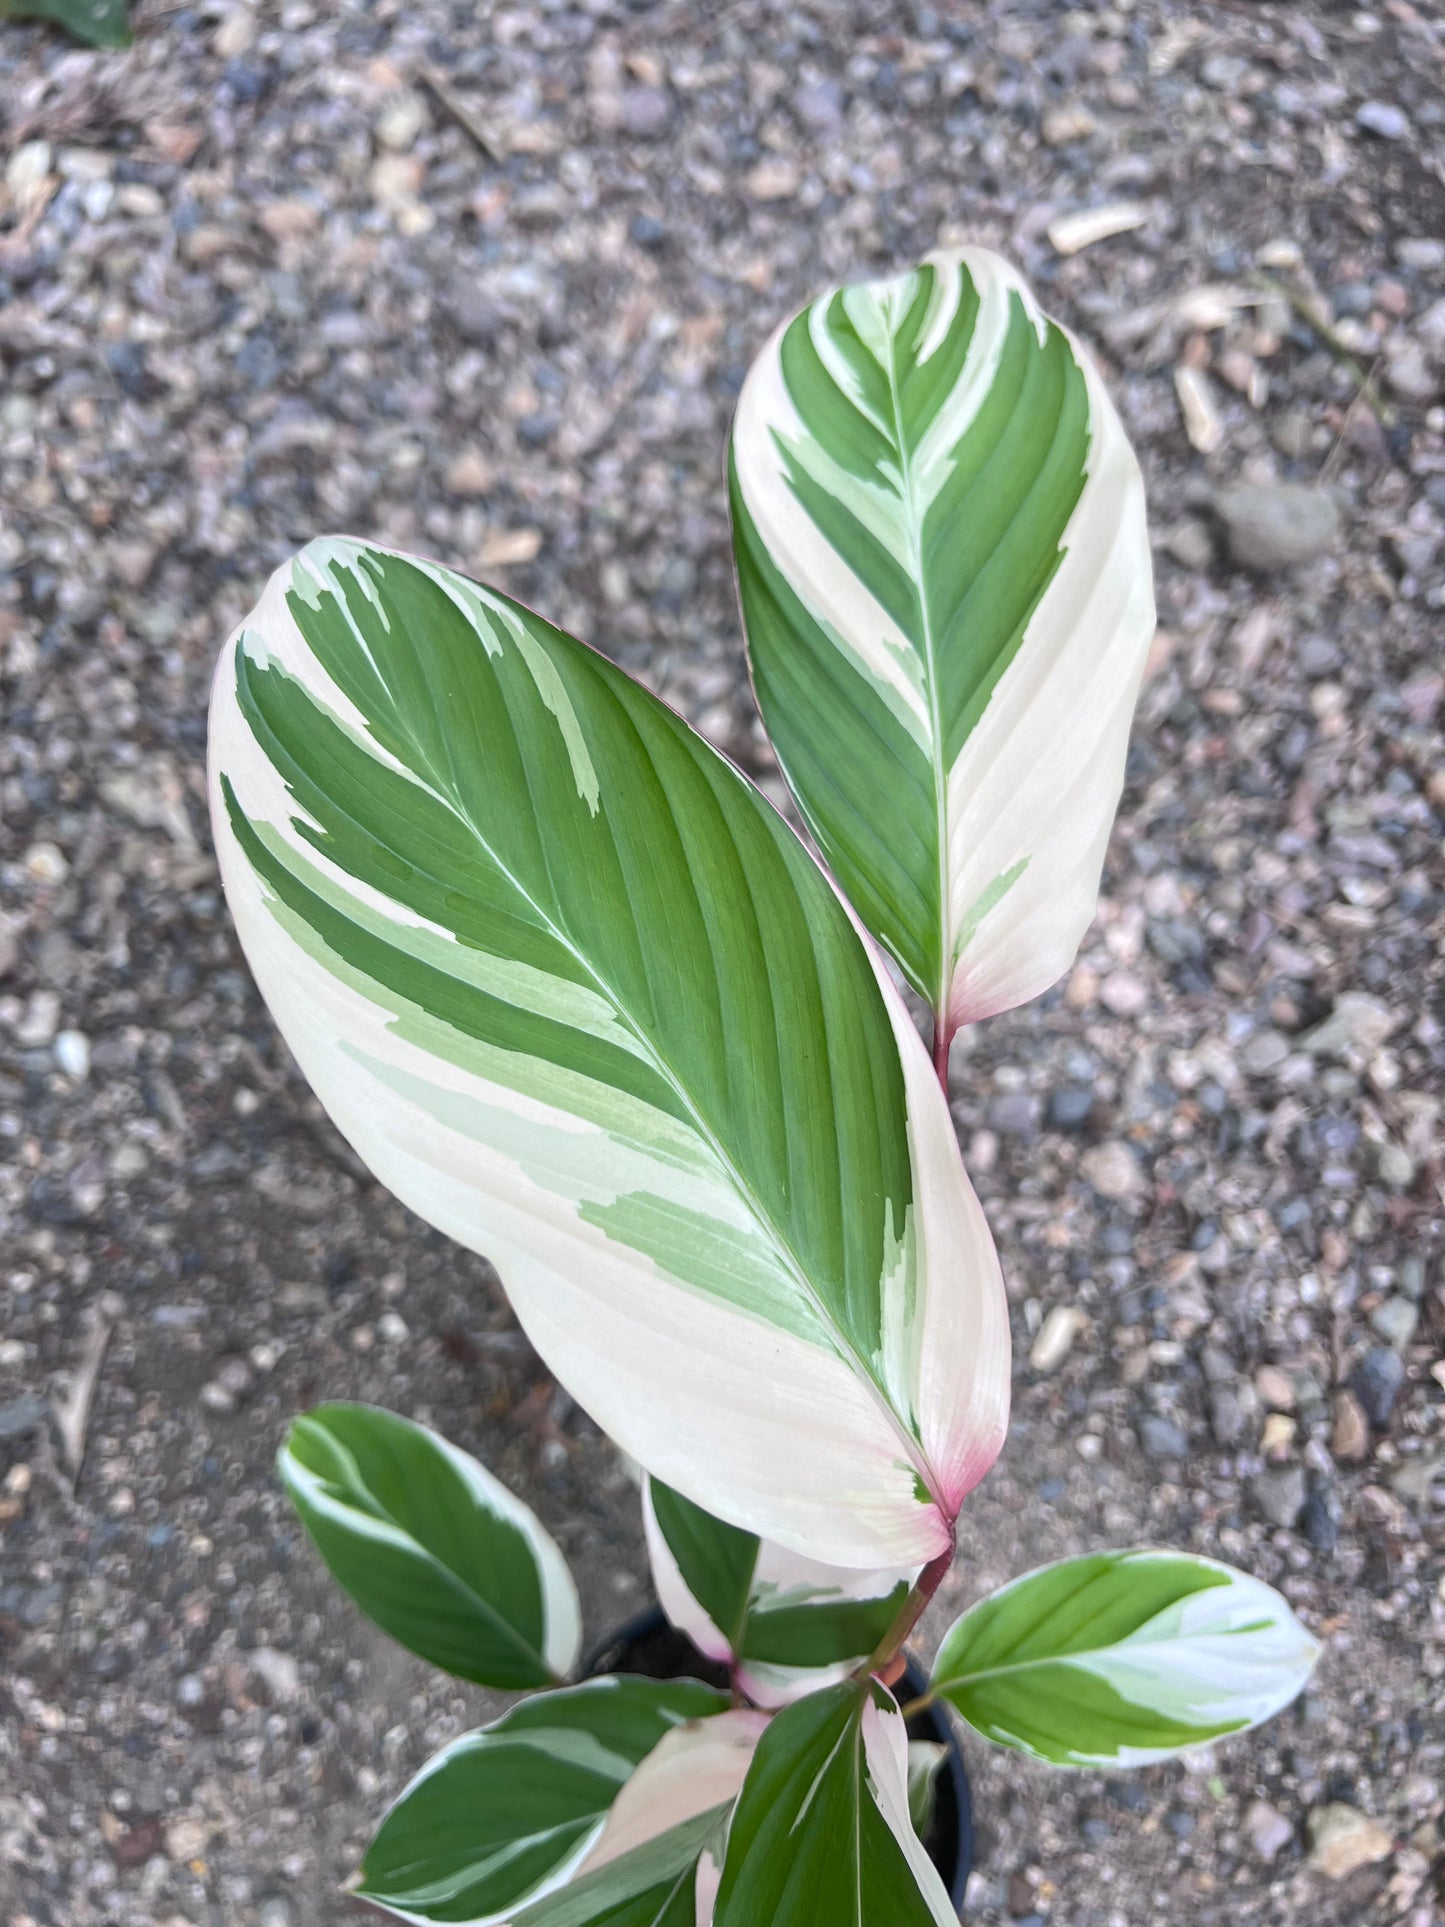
[713,1681,955,1927]
[643,1476,912,1705]
[730,246,1156,1047]
[930,1548,1321,1767]
[210,538,1010,1568]
[358,1678,730,1925]
[279,1403,580,1689]
[905,1741,948,1840]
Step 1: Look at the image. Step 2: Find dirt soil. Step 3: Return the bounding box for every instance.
[1,4,1443,1925]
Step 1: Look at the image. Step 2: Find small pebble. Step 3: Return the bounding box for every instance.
[1138,1414,1188,1459]
[1356,100,1409,141]
[1245,1800,1294,1861]
[1369,1297,1418,1350]
[1213,484,1340,572]
[1307,1804,1394,1879]
[1331,1391,1371,1463]
[1251,1464,1306,1529]
[1080,1141,1144,1201]
[1030,1305,1085,1375]
[53,1028,91,1080]
[1351,1348,1406,1427]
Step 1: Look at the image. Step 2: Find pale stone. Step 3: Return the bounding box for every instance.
[1080,1140,1144,1201]
[1307,1804,1393,1880]
[1030,1305,1085,1374]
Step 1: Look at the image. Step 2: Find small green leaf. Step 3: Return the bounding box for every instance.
[739,1586,908,1669]
[0,0,131,49]
[358,1677,728,1924]
[930,1548,1320,1767]
[279,1402,580,1689]
[714,1682,953,1926]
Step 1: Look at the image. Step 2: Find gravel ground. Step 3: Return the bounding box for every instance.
[2,4,1443,1924]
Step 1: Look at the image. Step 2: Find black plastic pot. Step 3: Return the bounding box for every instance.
[586,1607,973,1917]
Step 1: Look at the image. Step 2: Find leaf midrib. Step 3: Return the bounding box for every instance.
[879,318,952,1023]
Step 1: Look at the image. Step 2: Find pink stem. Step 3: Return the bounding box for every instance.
[861,1528,957,1680]
[932,1012,954,1091]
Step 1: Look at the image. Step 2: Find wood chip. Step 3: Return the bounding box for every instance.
[1047,201,1147,255]
[53,1295,122,1489]
[1174,364,1223,452]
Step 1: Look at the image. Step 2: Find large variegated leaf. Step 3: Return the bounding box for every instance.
[714,1682,954,1927]
[209,538,1009,1567]
[357,1677,729,1924]
[643,1475,912,1706]
[730,246,1156,1051]
[279,1403,580,1688]
[930,1549,1321,1768]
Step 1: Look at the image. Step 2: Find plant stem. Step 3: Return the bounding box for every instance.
[895,1689,936,1720]
[861,1528,956,1680]
[932,1012,953,1091]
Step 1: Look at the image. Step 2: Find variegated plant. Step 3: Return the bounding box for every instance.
[209,249,1319,1925]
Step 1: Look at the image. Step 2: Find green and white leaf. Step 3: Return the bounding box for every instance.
[574,1710,766,1927]
[713,1681,954,1927]
[210,538,1010,1568]
[730,245,1156,1041]
[279,1403,579,1689]
[515,1805,729,1927]
[357,1676,731,1925]
[930,1548,1321,1768]
[643,1475,912,1706]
